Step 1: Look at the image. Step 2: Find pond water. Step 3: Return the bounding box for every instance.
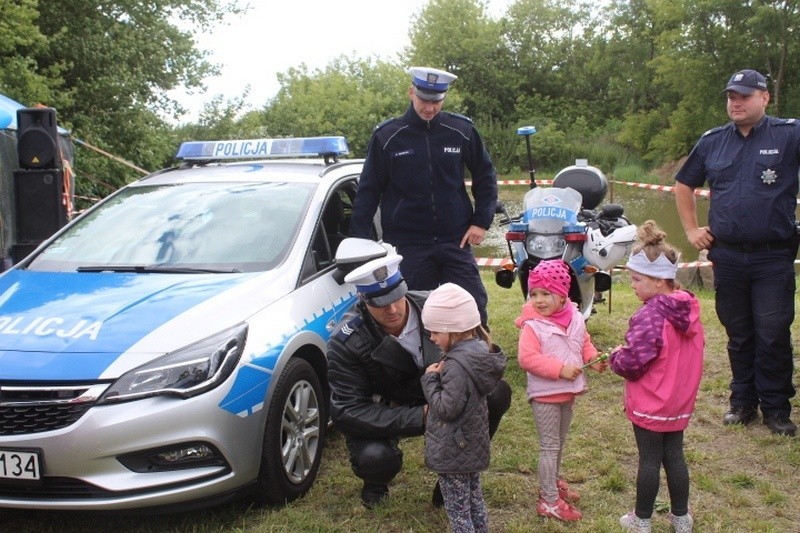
[478,183,710,263]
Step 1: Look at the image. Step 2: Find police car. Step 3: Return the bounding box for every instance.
[0,137,382,511]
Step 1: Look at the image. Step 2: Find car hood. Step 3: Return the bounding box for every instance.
[0,270,270,380]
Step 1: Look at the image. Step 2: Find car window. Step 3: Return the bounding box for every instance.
[27,181,315,273]
[300,181,357,282]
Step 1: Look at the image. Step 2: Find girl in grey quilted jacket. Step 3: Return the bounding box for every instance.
[420,283,507,533]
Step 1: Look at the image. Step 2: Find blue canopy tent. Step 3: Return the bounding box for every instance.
[0,93,74,267]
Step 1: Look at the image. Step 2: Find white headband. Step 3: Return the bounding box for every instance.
[625,250,678,279]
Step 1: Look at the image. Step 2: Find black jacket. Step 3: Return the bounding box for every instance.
[349,105,497,245]
[326,292,442,439]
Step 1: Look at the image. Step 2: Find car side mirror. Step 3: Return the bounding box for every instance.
[333,238,389,284]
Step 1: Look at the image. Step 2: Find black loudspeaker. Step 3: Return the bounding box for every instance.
[16,107,61,169]
[13,169,67,242]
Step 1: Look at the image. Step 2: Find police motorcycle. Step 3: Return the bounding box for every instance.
[495,127,637,320]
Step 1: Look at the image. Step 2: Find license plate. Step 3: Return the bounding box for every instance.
[0,449,41,481]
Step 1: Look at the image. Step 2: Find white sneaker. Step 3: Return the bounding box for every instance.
[669,512,694,533]
[620,511,652,532]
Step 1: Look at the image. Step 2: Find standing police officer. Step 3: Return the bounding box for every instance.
[349,66,498,327]
[327,246,511,507]
[675,69,798,437]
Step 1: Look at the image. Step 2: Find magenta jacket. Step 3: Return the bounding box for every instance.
[610,290,704,432]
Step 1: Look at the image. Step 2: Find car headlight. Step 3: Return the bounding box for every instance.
[526,234,566,259]
[98,323,248,404]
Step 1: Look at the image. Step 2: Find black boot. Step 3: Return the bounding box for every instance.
[432,480,444,507]
[360,482,389,509]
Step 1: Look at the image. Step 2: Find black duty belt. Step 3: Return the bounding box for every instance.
[713,240,793,252]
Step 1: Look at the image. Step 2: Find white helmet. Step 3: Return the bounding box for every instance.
[583,224,638,271]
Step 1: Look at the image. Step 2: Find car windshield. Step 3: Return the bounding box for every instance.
[27,181,315,273]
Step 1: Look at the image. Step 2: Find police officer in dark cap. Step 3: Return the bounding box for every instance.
[349,66,498,327]
[326,243,511,507]
[675,69,799,437]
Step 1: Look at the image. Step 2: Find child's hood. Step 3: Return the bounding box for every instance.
[448,338,506,395]
[649,290,700,337]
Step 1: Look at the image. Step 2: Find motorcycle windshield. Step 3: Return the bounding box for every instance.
[523,187,583,233]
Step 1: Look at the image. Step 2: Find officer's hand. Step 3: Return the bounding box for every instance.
[686,226,713,250]
[460,225,486,248]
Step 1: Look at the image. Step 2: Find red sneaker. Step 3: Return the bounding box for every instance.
[537,497,582,521]
[557,478,580,503]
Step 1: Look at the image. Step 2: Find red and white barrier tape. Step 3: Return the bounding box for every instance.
[612,181,710,197]
[466,179,554,186]
[475,258,800,269]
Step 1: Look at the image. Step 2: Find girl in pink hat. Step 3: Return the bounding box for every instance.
[514,259,606,522]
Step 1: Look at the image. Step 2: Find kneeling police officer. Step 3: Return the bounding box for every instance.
[327,246,512,508]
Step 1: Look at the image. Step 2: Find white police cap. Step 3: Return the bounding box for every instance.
[344,253,408,307]
[408,66,457,102]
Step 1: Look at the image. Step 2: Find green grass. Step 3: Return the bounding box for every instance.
[2,273,799,532]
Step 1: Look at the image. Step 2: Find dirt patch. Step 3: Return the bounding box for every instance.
[650,157,688,183]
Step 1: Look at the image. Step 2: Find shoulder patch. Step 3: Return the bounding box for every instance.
[374,117,397,131]
[701,125,726,137]
[336,314,363,341]
[444,111,473,124]
[768,116,798,126]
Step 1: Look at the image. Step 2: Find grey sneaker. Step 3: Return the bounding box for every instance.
[669,512,694,533]
[620,511,652,532]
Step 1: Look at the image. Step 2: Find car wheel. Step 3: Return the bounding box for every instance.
[254,357,327,505]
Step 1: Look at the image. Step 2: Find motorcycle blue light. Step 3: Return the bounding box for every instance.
[517,126,537,136]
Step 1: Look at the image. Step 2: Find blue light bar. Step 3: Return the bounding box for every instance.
[176,136,349,161]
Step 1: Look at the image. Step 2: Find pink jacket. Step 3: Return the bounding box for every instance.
[610,290,704,432]
[515,302,599,403]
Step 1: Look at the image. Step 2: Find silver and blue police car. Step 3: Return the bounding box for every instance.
[0,136,380,511]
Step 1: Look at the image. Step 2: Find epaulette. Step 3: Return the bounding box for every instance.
[701,125,726,137]
[768,117,798,126]
[373,117,397,132]
[444,111,474,124]
[335,314,363,342]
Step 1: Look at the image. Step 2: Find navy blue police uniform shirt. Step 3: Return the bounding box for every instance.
[676,116,800,244]
[349,105,497,245]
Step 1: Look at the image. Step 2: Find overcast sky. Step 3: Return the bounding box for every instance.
[174,0,511,122]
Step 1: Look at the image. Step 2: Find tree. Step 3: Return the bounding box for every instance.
[407,0,513,122]
[260,57,410,158]
[26,0,243,206]
[0,0,61,104]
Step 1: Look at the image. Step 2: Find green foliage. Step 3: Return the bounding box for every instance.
[0,0,61,103]
[408,0,514,121]
[260,57,409,158]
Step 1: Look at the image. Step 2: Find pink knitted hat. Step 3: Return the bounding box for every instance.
[422,283,481,333]
[527,259,571,297]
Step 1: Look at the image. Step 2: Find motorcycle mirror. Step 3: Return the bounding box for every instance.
[495,268,516,289]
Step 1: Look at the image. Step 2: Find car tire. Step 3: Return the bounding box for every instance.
[253,357,327,505]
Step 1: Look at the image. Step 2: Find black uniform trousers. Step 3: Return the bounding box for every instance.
[345,380,512,486]
[396,242,489,327]
[708,245,796,416]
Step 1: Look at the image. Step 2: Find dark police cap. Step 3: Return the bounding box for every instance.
[723,69,768,95]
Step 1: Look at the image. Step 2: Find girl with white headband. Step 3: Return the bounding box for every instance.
[610,220,705,533]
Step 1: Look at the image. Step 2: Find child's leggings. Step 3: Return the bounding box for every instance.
[632,424,690,518]
[531,399,574,502]
[439,472,489,533]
